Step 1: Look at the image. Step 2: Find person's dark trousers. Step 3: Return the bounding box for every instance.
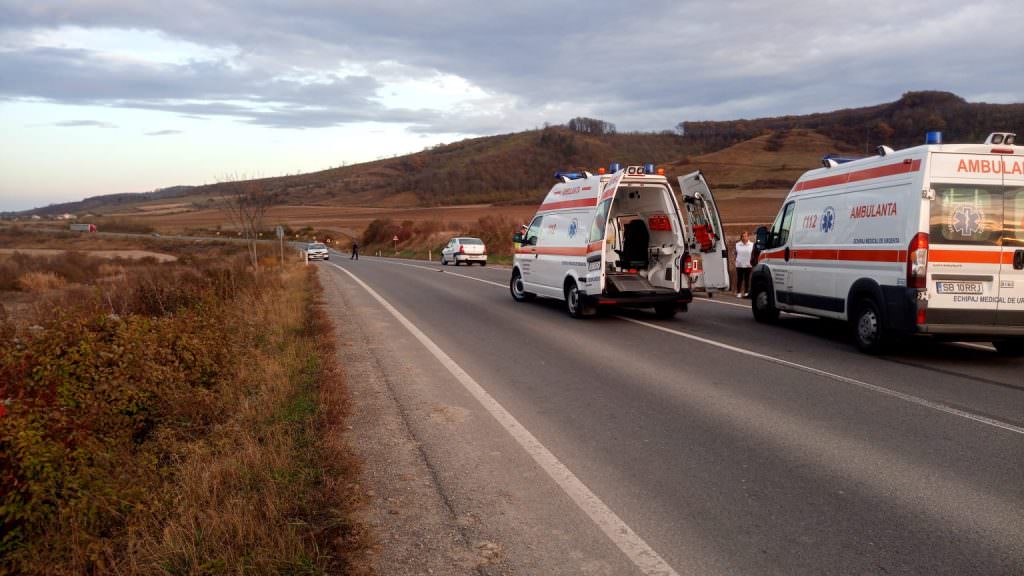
[736,267,751,294]
[351,249,358,260]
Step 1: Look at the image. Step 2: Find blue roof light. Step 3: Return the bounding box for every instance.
[609,162,622,173]
[925,131,943,145]
[554,171,584,181]
[644,163,655,174]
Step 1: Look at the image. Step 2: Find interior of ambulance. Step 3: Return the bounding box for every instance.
[593,184,685,295]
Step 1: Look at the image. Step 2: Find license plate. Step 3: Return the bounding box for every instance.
[936,281,983,294]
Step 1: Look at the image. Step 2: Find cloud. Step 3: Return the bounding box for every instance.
[144,129,182,136]
[52,119,117,128]
[1,0,1022,134]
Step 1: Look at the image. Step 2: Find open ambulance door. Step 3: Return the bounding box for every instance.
[679,171,730,292]
[592,169,626,292]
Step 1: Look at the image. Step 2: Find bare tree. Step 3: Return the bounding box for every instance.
[219,176,271,273]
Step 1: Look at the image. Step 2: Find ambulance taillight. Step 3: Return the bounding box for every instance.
[907,232,929,289]
[683,254,694,274]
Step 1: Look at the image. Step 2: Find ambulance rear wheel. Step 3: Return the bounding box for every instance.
[853,297,886,354]
[510,270,534,302]
[993,339,1024,356]
[564,279,593,318]
[653,304,678,319]
[751,283,779,324]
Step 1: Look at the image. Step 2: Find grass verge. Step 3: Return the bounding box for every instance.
[0,246,368,574]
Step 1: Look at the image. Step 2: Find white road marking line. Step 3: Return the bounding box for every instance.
[336,259,1023,436]
[953,342,997,352]
[616,315,1024,437]
[331,263,681,576]
[696,297,749,309]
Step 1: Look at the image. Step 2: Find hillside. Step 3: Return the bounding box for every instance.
[10,91,1022,220]
[680,91,1024,152]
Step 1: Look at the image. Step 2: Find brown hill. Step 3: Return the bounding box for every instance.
[13,91,1022,223]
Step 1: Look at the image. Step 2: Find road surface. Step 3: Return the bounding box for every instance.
[319,254,1024,576]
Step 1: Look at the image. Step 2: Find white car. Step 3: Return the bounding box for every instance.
[304,242,329,261]
[441,237,487,266]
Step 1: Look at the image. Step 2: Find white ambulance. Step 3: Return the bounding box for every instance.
[510,164,729,318]
[750,132,1024,354]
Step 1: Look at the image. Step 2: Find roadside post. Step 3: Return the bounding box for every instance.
[276,225,284,268]
[393,235,399,255]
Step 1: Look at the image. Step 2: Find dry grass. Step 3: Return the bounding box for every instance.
[0,246,368,575]
[16,271,66,292]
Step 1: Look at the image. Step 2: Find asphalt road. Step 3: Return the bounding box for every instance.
[320,253,1024,576]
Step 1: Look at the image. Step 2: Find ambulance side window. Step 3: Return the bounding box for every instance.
[589,199,611,243]
[770,202,796,248]
[525,215,544,246]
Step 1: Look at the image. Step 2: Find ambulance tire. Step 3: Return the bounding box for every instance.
[653,304,678,319]
[510,269,535,302]
[751,282,779,324]
[852,297,887,354]
[564,279,594,318]
[993,339,1024,356]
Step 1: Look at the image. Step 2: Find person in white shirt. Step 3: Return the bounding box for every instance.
[734,231,753,298]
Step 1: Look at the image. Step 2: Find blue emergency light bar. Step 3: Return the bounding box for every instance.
[925,131,943,144]
[644,163,655,174]
[822,153,859,165]
[554,171,585,181]
[609,162,622,173]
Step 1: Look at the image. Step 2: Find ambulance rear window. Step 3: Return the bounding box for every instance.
[929,184,1002,245]
[1007,188,1024,245]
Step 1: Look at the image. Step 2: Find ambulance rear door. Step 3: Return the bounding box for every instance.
[927,153,1005,326]
[679,171,730,291]
[1000,162,1024,328]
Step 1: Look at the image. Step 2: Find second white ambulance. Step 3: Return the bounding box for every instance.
[751,132,1024,354]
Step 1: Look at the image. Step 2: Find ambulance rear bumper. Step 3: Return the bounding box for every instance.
[584,289,693,308]
[917,324,1024,337]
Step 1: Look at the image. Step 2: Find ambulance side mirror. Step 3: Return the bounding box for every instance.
[512,233,524,244]
[755,226,769,250]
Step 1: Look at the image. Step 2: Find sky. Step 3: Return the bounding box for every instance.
[1,1,1023,211]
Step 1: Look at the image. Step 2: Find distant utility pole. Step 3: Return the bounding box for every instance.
[276,225,285,268]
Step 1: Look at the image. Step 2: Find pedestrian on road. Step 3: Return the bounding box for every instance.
[351,241,359,260]
[734,231,753,298]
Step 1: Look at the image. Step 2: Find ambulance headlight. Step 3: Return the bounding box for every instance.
[588,260,601,271]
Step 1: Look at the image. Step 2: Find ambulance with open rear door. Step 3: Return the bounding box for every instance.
[510,164,729,318]
[751,132,1024,354]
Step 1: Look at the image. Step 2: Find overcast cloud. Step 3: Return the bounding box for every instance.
[2,0,1022,135]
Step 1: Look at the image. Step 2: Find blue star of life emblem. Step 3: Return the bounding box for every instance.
[951,205,983,236]
[568,217,578,238]
[820,207,835,233]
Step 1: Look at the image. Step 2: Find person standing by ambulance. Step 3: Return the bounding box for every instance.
[734,230,753,298]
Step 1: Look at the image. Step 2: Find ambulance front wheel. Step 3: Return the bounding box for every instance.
[510,269,535,302]
[751,283,779,324]
[993,339,1024,356]
[852,297,886,354]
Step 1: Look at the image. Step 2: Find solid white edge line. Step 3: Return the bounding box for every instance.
[615,315,1024,437]
[331,263,681,576]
